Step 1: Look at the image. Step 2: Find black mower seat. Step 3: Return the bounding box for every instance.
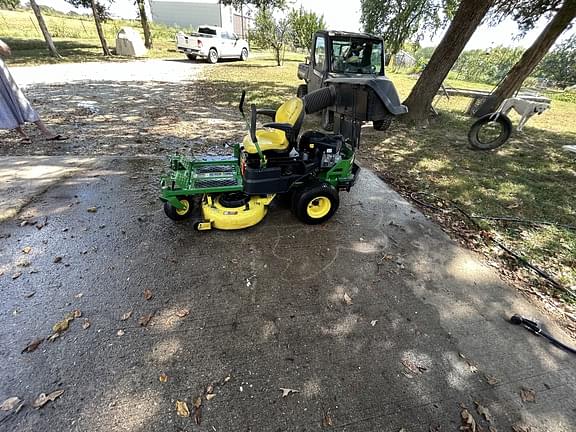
[243,97,304,154]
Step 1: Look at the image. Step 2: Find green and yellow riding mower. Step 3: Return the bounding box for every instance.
[159,82,402,231]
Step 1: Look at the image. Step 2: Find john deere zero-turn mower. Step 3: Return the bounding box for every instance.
[159,81,405,231]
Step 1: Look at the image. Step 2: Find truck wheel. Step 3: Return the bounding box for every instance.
[468,113,513,150]
[240,48,248,61]
[296,84,307,98]
[292,183,339,225]
[164,197,193,221]
[186,54,197,61]
[208,48,218,64]
[373,115,393,131]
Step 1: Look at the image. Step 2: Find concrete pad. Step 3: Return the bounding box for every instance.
[0,158,574,431]
[0,157,95,222]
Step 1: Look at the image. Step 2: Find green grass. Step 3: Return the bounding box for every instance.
[202,51,576,298]
[0,8,184,65]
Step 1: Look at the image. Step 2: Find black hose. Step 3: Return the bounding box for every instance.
[510,314,576,355]
[303,86,336,114]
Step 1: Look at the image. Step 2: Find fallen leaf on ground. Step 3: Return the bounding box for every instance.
[175,400,190,417]
[72,309,82,318]
[117,329,125,336]
[489,426,498,432]
[22,338,43,353]
[53,256,62,263]
[120,310,133,321]
[75,293,84,299]
[52,317,72,334]
[143,289,153,300]
[475,401,492,422]
[520,387,536,402]
[87,207,97,213]
[460,407,478,432]
[280,388,300,397]
[206,393,215,401]
[159,373,168,383]
[343,293,353,305]
[401,357,427,375]
[223,375,231,383]
[206,384,214,394]
[139,313,154,327]
[82,319,91,330]
[175,308,190,318]
[24,291,35,298]
[194,406,202,425]
[32,389,64,409]
[485,375,499,385]
[458,352,479,373]
[322,412,333,427]
[193,396,202,408]
[370,320,378,326]
[0,397,21,411]
[47,333,60,342]
[22,246,31,254]
[12,272,22,280]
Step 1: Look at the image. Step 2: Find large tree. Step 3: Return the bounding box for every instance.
[535,34,576,88]
[0,0,19,8]
[67,0,111,56]
[29,0,61,58]
[135,0,152,49]
[477,0,576,114]
[220,0,285,12]
[360,0,456,65]
[288,7,325,52]
[403,0,495,121]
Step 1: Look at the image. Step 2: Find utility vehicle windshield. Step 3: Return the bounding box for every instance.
[330,38,383,75]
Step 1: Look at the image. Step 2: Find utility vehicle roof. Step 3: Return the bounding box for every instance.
[316,30,383,41]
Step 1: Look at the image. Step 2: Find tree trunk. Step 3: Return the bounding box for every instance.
[275,47,281,66]
[90,0,111,56]
[403,0,494,121]
[136,0,152,49]
[477,0,576,115]
[29,0,61,58]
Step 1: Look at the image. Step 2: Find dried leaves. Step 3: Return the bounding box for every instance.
[0,397,21,411]
[474,401,492,422]
[120,310,133,321]
[143,289,153,301]
[138,313,154,327]
[176,400,190,417]
[279,388,300,397]
[458,352,478,373]
[342,293,353,305]
[21,338,43,354]
[159,373,169,383]
[175,308,190,318]
[322,412,334,428]
[520,387,536,402]
[32,389,64,409]
[460,407,478,432]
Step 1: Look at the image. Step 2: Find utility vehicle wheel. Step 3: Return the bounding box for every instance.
[208,48,218,64]
[164,197,193,221]
[468,113,513,150]
[296,84,307,98]
[240,48,248,61]
[321,109,334,131]
[186,54,197,61]
[293,183,339,225]
[373,115,393,131]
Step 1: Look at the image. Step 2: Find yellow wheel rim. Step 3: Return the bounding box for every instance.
[176,199,190,216]
[307,196,331,219]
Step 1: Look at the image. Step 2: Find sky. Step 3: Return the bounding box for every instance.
[36,0,575,50]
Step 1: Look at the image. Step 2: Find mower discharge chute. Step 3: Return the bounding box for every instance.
[159,83,373,231]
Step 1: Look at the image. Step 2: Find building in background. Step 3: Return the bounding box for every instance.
[149,0,253,37]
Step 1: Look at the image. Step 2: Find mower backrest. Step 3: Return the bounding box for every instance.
[276,98,305,142]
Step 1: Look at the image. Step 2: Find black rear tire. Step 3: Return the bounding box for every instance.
[292,183,339,225]
[186,54,197,61]
[468,113,513,150]
[296,84,308,98]
[240,48,248,61]
[373,115,393,131]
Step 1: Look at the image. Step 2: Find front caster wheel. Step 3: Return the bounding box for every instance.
[292,183,339,225]
[163,197,193,221]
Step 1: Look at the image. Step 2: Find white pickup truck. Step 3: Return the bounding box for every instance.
[176,26,249,64]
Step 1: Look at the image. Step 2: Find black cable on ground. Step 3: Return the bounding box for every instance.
[409,191,576,301]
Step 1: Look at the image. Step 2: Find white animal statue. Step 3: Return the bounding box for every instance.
[493,97,550,131]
